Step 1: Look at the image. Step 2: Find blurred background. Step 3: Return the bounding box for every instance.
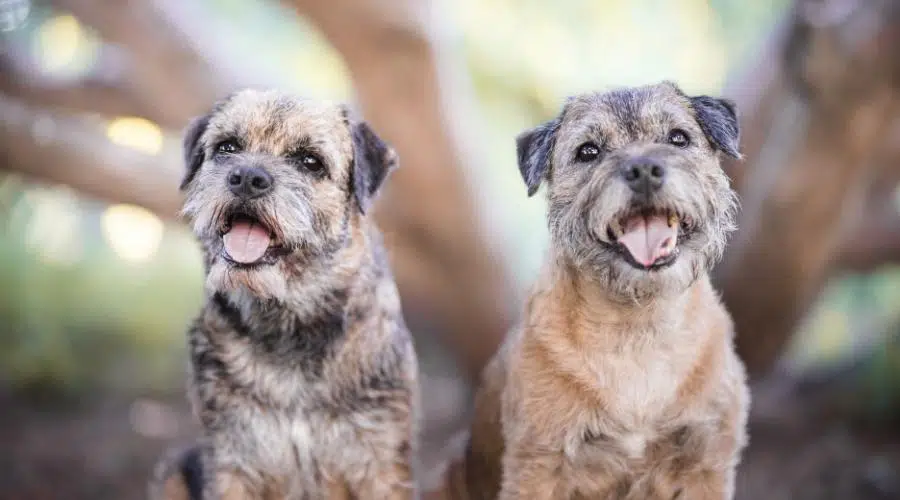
[1,0,899,498]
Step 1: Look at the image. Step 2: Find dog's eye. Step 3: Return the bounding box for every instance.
[215,140,241,155]
[668,129,691,148]
[298,153,324,173]
[575,142,601,163]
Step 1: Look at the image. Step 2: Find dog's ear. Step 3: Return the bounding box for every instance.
[180,114,212,190]
[350,121,398,214]
[516,116,561,197]
[690,96,741,159]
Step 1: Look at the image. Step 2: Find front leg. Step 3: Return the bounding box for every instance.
[498,435,566,500]
[660,422,740,500]
[673,468,732,500]
[199,443,267,500]
[346,426,417,500]
[148,444,205,500]
[354,455,418,500]
[203,469,259,500]
[347,403,419,500]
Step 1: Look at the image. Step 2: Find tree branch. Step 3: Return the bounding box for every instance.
[836,125,900,272]
[49,0,230,128]
[716,0,900,376]
[0,43,187,127]
[286,0,515,381]
[0,94,182,218]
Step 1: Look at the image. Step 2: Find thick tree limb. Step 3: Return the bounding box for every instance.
[836,149,900,273]
[0,45,159,125]
[48,0,231,129]
[0,94,182,219]
[716,0,900,376]
[838,209,900,273]
[287,0,515,381]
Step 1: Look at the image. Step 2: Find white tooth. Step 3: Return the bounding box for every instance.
[668,212,679,228]
[610,219,624,237]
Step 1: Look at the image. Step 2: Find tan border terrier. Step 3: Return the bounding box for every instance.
[463,82,749,500]
[149,89,419,499]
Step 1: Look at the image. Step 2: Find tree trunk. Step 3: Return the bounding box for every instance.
[716,0,900,377]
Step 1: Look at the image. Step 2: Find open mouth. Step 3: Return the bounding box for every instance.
[603,208,694,270]
[220,213,286,266]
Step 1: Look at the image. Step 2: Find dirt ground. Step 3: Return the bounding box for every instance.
[1,388,899,500]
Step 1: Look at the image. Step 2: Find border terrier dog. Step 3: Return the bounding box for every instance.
[150,89,419,499]
[463,82,749,500]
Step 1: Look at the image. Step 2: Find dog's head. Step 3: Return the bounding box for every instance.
[517,82,739,300]
[180,89,397,298]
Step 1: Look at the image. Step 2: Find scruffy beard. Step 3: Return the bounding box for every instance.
[550,197,735,303]
[205,260,291,300]
[555,231,705,303]
[188,200,348,302]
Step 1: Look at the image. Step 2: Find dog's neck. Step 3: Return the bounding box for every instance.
[533,253,722,350]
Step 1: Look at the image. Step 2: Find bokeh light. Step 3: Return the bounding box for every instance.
[32,14,98,78]
[22,186,83,266]
[106,117,165,155]
[101,204,165,263]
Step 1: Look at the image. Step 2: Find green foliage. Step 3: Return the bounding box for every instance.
[0,186,202,393]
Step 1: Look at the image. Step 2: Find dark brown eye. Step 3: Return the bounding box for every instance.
[575,142,601,162]
[299,153,324,173]
[668,129,690,148]
[215,139,241,155]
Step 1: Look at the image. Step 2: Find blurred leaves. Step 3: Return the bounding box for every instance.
[0,178,202,393]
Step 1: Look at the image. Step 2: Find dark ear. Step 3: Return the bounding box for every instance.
[690,96,741,159]
[516,116,561,197]
[180,114,212,190]
[350,121,398,214]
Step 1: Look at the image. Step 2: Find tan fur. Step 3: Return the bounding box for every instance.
[463,82,749,500]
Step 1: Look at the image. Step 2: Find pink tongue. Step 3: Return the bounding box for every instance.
[618,214,677,267]
[223,221,270,264]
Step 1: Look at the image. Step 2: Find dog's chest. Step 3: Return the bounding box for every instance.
[226,357,397,496]
[567,330,700,464]
[560,330,715,496]
[591,343,686,426]
[241,406,355,496]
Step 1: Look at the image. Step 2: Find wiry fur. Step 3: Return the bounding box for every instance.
[150,89,419,499]
[463,82,749,500]
[521,81,739,302]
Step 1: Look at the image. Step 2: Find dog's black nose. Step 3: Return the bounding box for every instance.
[623,159,666,194]
[227,166,274,199]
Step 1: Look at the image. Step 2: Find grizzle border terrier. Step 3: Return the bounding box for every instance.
[464,82,749,500]
[150,89,419,499]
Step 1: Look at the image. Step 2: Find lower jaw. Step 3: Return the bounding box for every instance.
[223,260,274,270]
[620,248,679,271]
[221,248,288,269]
[591,236,679,271]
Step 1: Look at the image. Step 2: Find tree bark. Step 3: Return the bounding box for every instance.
[716,0,900,376]
[287,0,514,380]
[0,94,183,218]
